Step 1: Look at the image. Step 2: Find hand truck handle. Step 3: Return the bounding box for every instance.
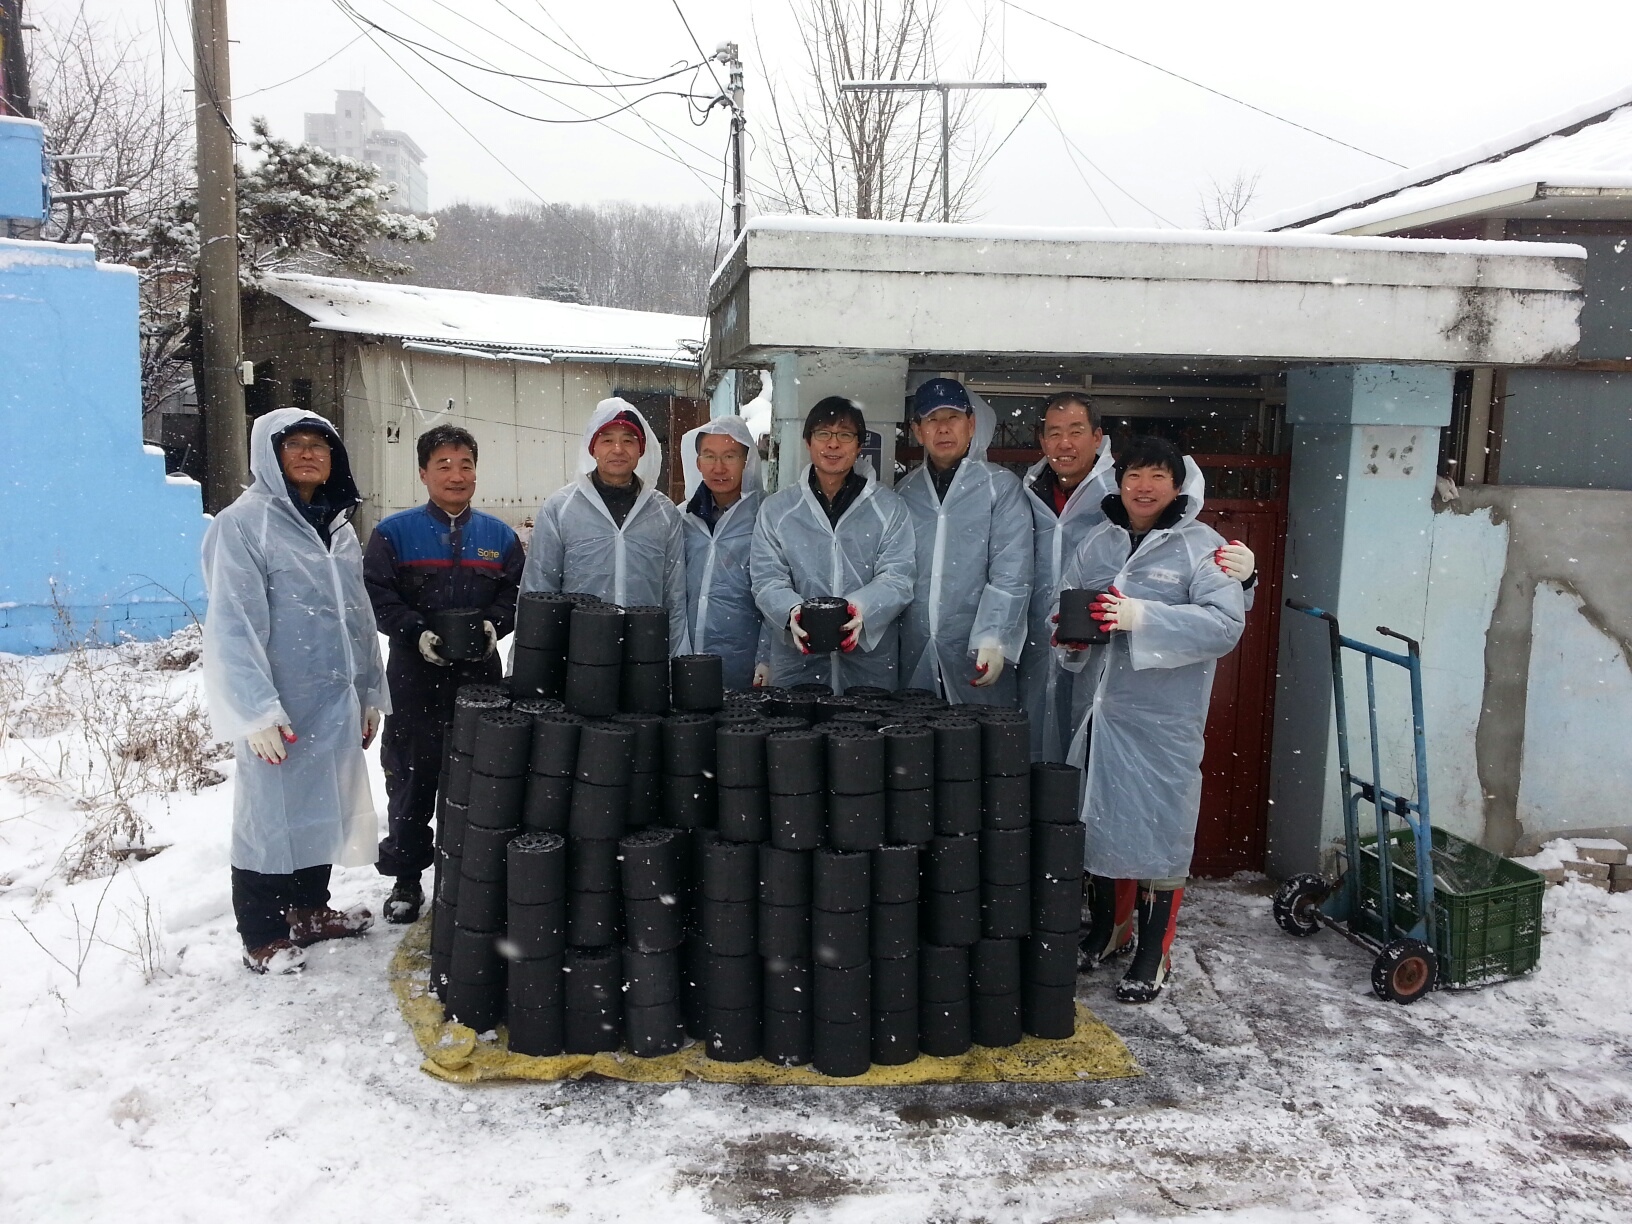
[1375,625,1421,657]
[1285,598,1338,627]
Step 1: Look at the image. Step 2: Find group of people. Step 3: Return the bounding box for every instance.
[201,377,1253,1004]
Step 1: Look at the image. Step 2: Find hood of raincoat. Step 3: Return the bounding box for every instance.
[252,407,362,521]
[680,415,763,501]
[577,397,664,488]
[966,391,998,463]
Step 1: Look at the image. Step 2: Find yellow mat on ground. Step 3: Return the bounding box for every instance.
[392,916,1142,1086]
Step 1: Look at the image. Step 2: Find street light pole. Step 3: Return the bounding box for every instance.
[838,79,1046,222]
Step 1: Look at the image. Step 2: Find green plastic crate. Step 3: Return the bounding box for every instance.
[1355,826,1545,988]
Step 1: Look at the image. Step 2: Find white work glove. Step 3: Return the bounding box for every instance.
[1090,586,1145,633]
[839,603,862,654]
[481,621,498,659]
[1215,539,1256,582]
[362,707,383,749]
[971,645,1004,688]
[788,607,811,655]
[247,723,296,765]
[752,662,772,687]
[418,629,451,667]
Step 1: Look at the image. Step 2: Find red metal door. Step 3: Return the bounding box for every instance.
[1192,457,1287,877]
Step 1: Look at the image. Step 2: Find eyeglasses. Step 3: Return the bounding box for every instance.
[280,439,331,455]
[811,430,858,444]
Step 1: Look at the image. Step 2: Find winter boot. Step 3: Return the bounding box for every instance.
[1115,887,1184,1004]
[243,938,307,975]
[287,904,374,947]
[1079,875,1137,970]
[384,877,424,925]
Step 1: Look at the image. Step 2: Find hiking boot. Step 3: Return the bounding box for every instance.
[243,938,307,975]
[287,904,374,947]
[1079,875,1137,970]
[1115,887,1184,1004]
[384,877,424,925]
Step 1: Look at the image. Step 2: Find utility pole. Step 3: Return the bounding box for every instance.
[192,0,247,513]
[0,0,33,118]
[716,42,746,237]
[838,79,1045,222]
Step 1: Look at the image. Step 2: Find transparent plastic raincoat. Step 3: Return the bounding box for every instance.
[1056,457,1245,879]
[680,417,769,690]
[750,463,917,692]
[1018,439,1117,760]
[896,395,1032,705]
[201,408,389,875]
[521,399,690,654]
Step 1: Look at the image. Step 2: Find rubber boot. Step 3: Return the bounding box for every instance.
[1078,875,1137,969]
[1115,887,1183,1004]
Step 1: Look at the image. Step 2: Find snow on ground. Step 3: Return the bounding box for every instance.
[2,638,1629,1223]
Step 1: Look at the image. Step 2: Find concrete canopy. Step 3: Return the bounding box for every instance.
[708,217,1586,371]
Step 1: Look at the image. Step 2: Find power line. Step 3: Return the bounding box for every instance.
[234,32,368,100]
[997,0,1406,168]
[358,0,795,208]
[336,2,709,124]
[527,4,729,201]
[669,0,725,95]
[358,0,732,197]
[340,10,703,91]
[1039,95,1174,226]
[331,0,689,272]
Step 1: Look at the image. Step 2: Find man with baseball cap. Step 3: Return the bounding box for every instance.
[896,376,1032,705]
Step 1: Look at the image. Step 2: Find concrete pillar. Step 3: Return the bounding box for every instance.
[709,369,737,420]
[767,351,908,492]
[1267,365,1452,877]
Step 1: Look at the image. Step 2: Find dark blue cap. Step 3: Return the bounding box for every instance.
[911,377,972,419]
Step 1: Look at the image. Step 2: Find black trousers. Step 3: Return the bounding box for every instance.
[375,650,501,879]
[232,864,331,950]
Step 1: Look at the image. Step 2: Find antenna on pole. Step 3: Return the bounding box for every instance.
[838,79,1045,222]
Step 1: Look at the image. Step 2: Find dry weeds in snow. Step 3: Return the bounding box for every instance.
[0,620,229,884]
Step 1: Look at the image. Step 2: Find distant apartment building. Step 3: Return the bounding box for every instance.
[303,90,428,213]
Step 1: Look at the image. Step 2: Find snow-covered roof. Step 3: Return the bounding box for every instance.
[1242,85,1632,235]
[258,272,704,369]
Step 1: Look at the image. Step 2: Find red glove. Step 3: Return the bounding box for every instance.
[839,603,862,653]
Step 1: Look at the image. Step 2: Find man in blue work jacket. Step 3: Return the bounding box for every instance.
[364,424,524,924]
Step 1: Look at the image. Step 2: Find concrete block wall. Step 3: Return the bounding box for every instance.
[0,239,207,654]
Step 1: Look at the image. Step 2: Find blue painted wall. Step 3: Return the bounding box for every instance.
[0,238,207,652]
[0,117,46,223]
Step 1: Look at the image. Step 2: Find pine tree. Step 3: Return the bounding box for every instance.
[135,119,435,424]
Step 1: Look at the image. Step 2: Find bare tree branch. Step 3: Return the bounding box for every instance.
[1198,170,1263,230]
[757,0,996,222]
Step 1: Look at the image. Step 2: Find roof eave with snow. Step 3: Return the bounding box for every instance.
[710,215,1585,369]
[257,272,704,373]
[1241,85,1632,236]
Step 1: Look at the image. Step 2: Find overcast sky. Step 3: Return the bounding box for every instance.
[31,0,1632,231]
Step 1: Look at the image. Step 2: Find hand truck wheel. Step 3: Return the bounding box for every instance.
[1371,938,1438,1005]
[1272,873,1329,938]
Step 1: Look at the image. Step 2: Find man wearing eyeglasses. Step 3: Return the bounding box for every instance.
[201,411,389,975]
[750,396,916,692]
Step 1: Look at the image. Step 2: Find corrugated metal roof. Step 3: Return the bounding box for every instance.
[1241,85,1632,235]
[259,272,704,367]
